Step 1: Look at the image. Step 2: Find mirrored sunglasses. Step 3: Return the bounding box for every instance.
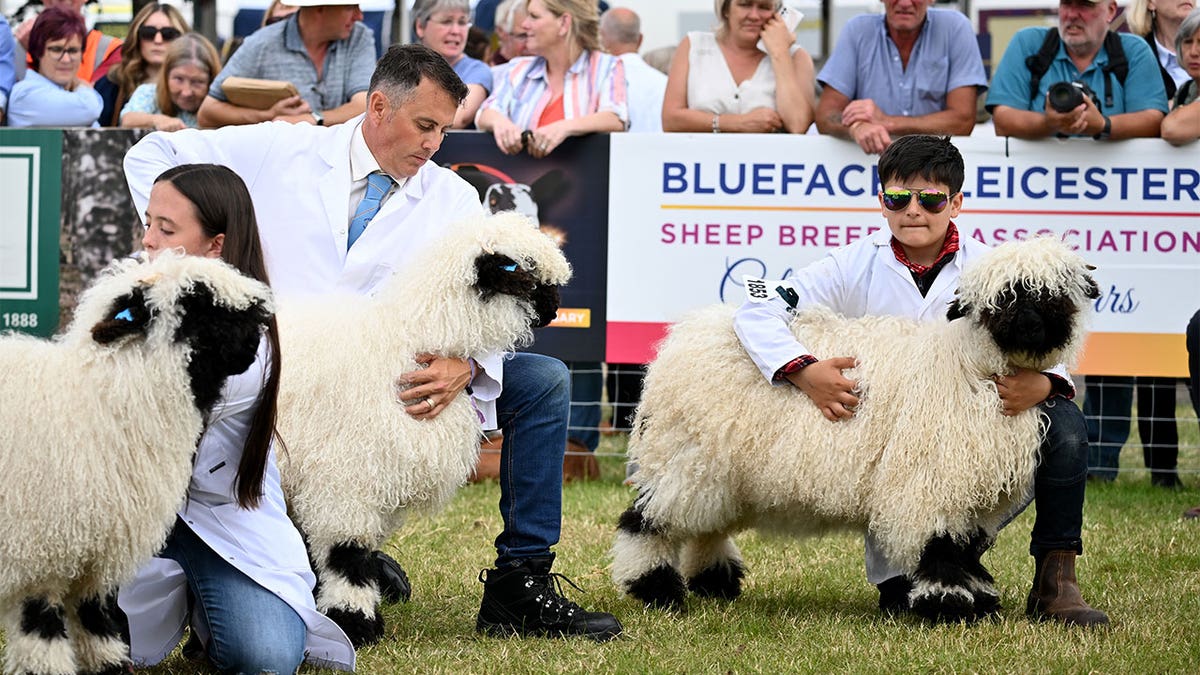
[881,188,954,214]
[137,25,183,42]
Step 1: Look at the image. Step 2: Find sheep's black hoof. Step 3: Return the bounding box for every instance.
[909,583,978,624]
[969,589,1002,620]
[626,564,686,610]
[687,560,745,600]
[877,576,914,615]
[324,606,385,647]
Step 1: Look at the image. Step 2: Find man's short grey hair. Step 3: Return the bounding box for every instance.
[412,0,469,27]
[599,8,640,46]
[495,0,523,32]
[1178,6,1200,55]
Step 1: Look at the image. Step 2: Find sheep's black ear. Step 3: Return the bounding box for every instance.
[1082,274,1101,300]
[174,283,271,414]
[528,169,570,208]
[474,252,536,301]
[946,298,971,321]
[91,288,152,344]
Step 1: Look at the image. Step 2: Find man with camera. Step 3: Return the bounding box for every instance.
[986,0,1167,139]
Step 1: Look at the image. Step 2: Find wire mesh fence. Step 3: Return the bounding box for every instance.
[565,364,1200,481]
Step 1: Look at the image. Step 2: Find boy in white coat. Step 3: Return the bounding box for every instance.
[733,135,1109,626]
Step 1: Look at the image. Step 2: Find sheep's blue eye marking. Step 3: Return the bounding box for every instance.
[500,263,519,272]
[115,308,134,322]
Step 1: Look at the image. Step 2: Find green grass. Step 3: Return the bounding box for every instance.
[6,418,1198,673]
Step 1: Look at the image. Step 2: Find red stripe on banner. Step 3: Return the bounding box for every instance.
[606,321,669,364]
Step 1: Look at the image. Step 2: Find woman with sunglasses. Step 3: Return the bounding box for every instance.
[96,3,190,126]
[732,134,1107,626]
[120,33,222,131]
[6,6,102,127]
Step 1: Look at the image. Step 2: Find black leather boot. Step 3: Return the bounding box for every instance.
[476,556,622,642]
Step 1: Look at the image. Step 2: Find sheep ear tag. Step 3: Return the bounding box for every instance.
[742,276,799,309]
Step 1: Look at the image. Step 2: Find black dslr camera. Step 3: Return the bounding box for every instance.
[1046,81,1101,113]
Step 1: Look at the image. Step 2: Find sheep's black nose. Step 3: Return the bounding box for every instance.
[532,285,561,328]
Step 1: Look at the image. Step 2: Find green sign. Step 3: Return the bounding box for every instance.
[0,130,61,337]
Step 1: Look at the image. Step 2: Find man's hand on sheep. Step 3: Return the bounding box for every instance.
[396,354,472,419]
[785,357,860,422]
[992,368,1053,417]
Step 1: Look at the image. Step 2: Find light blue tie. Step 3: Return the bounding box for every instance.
[348,172,394,249]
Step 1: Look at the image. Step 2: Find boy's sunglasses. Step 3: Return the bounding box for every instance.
[138,25,183,42]
[881,188,955,214]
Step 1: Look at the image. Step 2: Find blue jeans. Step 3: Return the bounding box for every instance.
[493,353,570,567]
[1188,310,1200,421]
[1026,398,1089,558]
[567,361,603,452]
[161,519,306,675]
[1083,376,1179,481]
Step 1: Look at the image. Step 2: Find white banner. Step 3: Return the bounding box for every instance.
[607,135,1200,375]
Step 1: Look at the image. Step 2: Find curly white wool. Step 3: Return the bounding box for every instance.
[625,236,1096,573]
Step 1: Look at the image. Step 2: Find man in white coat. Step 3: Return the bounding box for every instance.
[599,7,666,133]
[124,44,622,643]
[733,135,1109,627]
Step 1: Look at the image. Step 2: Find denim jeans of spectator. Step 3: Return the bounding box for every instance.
[566,361,603,452]
[1188,309,1200,421]
[493,352,570,567]
[160,518,306,675]
[1082,376,1134,480]
[1084,376,1179,482]
[865,398,1088,582]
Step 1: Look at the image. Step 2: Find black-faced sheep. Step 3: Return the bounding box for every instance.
[612,237,1100,623]
[0,253,273,675]
[273,212,571,646]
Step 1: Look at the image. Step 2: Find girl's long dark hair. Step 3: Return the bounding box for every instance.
[155,163,281,509]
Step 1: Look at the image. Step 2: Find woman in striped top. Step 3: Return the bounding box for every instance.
[476,0,628,157]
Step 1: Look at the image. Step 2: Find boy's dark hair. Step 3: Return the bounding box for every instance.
[877,135,965,195]
[369,43,468,105]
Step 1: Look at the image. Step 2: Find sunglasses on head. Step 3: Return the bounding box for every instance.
[881,188,955,214]
[137,25,182,42]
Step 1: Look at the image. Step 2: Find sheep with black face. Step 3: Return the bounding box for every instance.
[273,212,571,646]
[612,236,1100,624]
[0,253,273,675]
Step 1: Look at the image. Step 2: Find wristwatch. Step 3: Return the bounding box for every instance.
[1093,115,1111,140]
[312,111,325,126]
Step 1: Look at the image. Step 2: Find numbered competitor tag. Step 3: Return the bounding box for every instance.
[742,276,799,309]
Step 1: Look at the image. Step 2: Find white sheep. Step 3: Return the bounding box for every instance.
[0,253,273,675]
[273,212,571,646]
[611,236,1100,622]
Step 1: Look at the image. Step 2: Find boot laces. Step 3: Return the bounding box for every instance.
[526,572,587,619]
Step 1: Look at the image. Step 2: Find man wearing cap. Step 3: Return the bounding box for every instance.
[986,0,1167,139]
[197,0,376,128]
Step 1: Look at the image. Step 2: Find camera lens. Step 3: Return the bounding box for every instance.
[1047,82,1084,113]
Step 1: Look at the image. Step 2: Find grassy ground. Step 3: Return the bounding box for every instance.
[5,415,1198,673]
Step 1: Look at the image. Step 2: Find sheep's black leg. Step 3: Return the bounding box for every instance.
[908,534,978,623]
[684,535,745,601]
[962,531,1001,620]
[73,591,132,675]
[313,541,385,647]
[611,503,686,609]
[3,596,76,674]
